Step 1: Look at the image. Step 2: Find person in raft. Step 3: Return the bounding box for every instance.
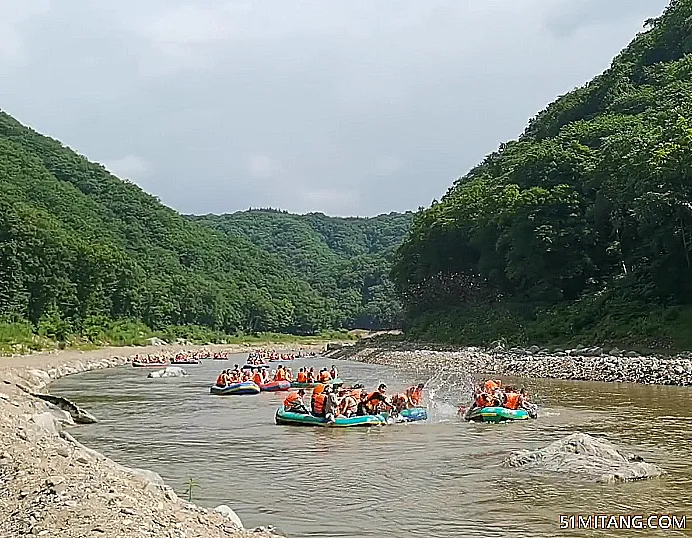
[360,383,392,415]
[311,384,337,423]
[318,368,332,382]
[306,367,316,383]
[273,365,288,382]
[405,383,425,407]
[283,389,308,413]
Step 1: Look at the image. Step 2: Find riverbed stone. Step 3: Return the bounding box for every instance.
[504,433,665,483]
[213,505,243,529]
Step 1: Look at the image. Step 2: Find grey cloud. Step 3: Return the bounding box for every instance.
[544,0,668,36]
[0,0,672,216]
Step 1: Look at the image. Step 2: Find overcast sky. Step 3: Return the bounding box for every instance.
[0,0,670,216]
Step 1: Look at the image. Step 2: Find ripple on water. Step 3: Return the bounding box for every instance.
[52,356,692,538]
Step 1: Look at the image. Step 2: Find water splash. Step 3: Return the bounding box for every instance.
[422,366,477,423]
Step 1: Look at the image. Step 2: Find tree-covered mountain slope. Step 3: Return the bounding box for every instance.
[190,210,414,329]
[0,111,336,339]
[392,0,692,350]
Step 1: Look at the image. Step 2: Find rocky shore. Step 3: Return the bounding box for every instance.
[0,343,308,538]
[328,342,692,386]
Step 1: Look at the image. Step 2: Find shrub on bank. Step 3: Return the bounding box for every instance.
[405,295,692,353]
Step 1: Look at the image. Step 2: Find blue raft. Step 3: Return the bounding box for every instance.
[210,381,261,396]
[397,407,428,422]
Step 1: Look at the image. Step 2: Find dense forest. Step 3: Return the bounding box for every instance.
[392,0,692,350]
[190,210,413,329]
[0,110,411,348]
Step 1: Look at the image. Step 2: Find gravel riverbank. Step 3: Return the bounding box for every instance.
[0,343,318,538]
[329,342,692,386]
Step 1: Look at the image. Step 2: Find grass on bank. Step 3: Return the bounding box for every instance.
[406,295,692,354]
[0,316,358,356]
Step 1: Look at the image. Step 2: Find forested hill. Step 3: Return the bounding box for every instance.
[0,111,341,342]
[392,0,692,350]
[190,210,414,329]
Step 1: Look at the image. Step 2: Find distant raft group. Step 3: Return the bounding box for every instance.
[210,362,345,395]
[210,359,428,427]
[132,349,230,367]
[248,349,319,362]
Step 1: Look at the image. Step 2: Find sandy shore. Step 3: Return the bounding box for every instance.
[0,343,320,538]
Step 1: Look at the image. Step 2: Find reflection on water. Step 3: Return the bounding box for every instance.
[52,356,691,538]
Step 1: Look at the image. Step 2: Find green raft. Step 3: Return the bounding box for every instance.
[276,407,387,427]
[289,378,343,389]
[275,406,428,427]
[466,406,530,423]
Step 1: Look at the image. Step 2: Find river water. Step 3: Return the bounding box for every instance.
[52,356,691,537]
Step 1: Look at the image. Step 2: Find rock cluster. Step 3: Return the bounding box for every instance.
[333,343,692,386]
[147,366,189,379]
[0,350,285,538]
[504,432,665,483]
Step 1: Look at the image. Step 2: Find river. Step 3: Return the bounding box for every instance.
[52,355,691,537]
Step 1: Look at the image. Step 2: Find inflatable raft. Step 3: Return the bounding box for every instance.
[259,380,291,392]
[170,359,201,365]
[466,406,531,423]
[275,407,388,427]
[397,407,428,422]
[242,363,270,370]
[210,381,261,396]
[290,378,343,389]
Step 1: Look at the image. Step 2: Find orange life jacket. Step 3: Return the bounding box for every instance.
[319,371,331,382]
[312,393,326,416]
[252,373,263,385]
[505,392,521,410]
[475,392,491,408]
[297,372,307,383]
[407,386,423,405]
[275,370,286,381]
[484,380,500,393]
[215,374,225,386]
[364,391,385,414]
[283,392,301,407]
[392,393,407,409]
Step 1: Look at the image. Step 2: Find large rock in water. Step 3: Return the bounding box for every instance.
[214,505,243,529]
[147,366,188,378]
[504,433,665,483]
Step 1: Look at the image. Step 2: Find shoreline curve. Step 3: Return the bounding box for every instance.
[0,343,318,538]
